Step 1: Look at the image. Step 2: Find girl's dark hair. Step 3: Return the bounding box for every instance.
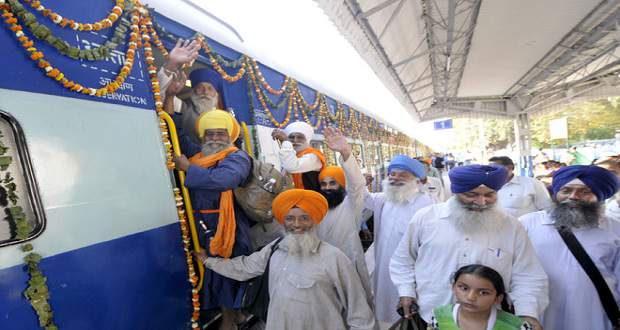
[452,264,514,313]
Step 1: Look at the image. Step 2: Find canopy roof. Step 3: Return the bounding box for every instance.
[316,0,620,121]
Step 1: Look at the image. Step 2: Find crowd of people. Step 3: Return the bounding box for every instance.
[158,41,620,330]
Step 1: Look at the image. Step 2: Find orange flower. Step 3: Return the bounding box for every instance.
[30,52,44,61]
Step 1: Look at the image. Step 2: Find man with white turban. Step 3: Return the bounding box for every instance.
[390,164,548,329]
[362,155,434,326]
[196,189,377,330]
[520,165,620,330]
[272,121,326,192]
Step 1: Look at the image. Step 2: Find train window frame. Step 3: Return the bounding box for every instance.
[0,110,46,248]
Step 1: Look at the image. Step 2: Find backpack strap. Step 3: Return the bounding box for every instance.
[556,225,620,327]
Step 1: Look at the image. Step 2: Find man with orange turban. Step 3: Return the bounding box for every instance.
[315,127,373,306]
[271,121,326,192]
[173,109,252,330]
[196,188,377,329]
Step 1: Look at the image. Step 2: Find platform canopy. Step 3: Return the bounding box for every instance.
[316,0,620,121]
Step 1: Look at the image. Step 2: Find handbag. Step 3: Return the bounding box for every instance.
[390,306,428,330]
[240,237,283,323]
[556,226,620,329]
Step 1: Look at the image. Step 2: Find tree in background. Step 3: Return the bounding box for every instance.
[530,97,620,148]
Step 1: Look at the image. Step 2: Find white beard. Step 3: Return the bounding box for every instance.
[446,196,504,234]
[382,178,420,204]
[190,93,218,113]
[201,141,231,156]
[280,227,321,256]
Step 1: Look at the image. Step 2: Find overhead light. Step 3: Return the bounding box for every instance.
[445,55,451,72]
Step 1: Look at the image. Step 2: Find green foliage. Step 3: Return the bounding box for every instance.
[530,97,620,147]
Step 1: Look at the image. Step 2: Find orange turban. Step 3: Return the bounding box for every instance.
[271,189,328,224]
[319,166,346,187]
[195,109,240,141]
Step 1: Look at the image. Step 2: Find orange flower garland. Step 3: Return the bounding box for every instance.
[139,12,201,329]
[250,58,289,95]
[22,0,124,31]
[245,56,292,127]
[1,4,139,97]
[196,36,247,83]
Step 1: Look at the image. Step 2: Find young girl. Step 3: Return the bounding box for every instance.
[428,264,532,330]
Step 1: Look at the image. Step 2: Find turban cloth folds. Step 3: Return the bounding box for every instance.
[284,121,314,141]
[319,166,346,187]
[272,189,328,224]
[195,109,240,141]
[189,67,228,109]
[388,155,426,179]
[552,165,620,201]
[449,164,508,193]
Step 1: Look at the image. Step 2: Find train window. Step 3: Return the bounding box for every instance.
[0,111,45,247]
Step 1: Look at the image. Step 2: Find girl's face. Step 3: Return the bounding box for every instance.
[453,273,503,313]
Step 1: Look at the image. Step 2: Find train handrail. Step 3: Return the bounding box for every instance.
[159,112,205,291]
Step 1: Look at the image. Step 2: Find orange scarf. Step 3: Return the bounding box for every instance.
[291,147,326,189]
[189,146,239,258]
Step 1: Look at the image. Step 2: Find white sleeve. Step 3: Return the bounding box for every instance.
[278,141,323,173]
[509,221,549,319]
[158,67,173,99]
[341,155,367,226]
[205,242,274,281]
[532,179,553,211]
[389,213,424,298]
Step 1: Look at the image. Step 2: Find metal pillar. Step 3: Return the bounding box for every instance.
[514,113,533,176]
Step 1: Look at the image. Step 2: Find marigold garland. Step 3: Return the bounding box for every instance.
[139,12,201,329]
[22,0,124,31]
[8,0,133,60]
[2,3,139,96]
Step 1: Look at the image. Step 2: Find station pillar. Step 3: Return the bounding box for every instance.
[514,113,533,177]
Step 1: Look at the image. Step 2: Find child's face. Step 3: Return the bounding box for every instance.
[453,274,502,313]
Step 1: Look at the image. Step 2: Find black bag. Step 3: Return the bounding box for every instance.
[557,226,620,329]
[392,305,428,330]
[240,237,283,323]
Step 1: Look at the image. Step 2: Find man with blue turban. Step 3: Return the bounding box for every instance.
[362,154,434,325]
[164,64,230,145]
[521,165,620,330]
[390,164,548,329]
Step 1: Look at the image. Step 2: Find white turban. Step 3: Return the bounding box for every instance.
[284,121,314,141]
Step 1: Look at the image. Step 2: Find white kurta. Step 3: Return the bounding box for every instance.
[520,211,620,330]
[389,200,549,322]
[278,141,322,173]
[205,240,377,330]
[606,197,620,222]
[420,176,447,203]
[364,191,434,323]
[318,156,373,305]
[497,175,552,217]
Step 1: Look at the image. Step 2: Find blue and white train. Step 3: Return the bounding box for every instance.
[0,1,416,329]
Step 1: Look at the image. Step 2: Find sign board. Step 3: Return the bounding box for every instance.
[549,117,568,140]
[434,119,453,130]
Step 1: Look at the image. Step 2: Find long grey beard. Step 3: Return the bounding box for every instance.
[201,141,230,156]
[447,196,504,234]
[190,93,218,113]
[382,178,420,204]
[280,227,321,256]
[550,200,602,229]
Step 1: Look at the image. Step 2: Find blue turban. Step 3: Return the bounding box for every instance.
[388,155,426,179]
[189,67,227,108]
[449,164,508,193]
[551,165,620,201]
